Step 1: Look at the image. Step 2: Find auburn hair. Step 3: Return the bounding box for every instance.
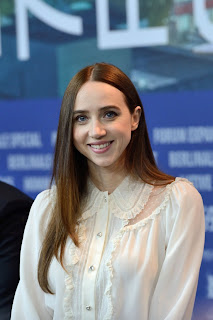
[38,62,174,293]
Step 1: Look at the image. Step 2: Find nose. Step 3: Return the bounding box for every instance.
[89,119,106,139]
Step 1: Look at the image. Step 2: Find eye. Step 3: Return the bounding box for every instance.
[74,115,87,123]
[104,111,117,119]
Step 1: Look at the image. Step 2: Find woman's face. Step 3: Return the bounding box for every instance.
[73,81,140,172]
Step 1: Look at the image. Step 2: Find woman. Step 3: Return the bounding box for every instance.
[11,63,205,320]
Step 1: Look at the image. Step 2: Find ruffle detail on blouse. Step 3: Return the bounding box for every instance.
[80,198,101,221]
[104,231,125,320]
[63,223,86,320]
[79,176,154,221]
[104,177,193,318]
[124,177,193,231]
[110,182,153,220]
[79,180,104,221]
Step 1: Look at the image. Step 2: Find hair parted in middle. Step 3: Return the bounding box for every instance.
[38,62,174,294]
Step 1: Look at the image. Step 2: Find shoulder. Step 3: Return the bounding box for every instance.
[33,187,56,209]
[30,187,56,221]
[160,178,205,247]
[163,178,204,231]
[30,186,56,216]
[0,181,33,218]
[0,181,33,210]
[0,181,32,202]
[24,187,56,241]
[168,178,203,208]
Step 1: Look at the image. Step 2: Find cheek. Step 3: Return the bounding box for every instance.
[115,129,132,153]
[115,122,132,141]
[73,127,83,148]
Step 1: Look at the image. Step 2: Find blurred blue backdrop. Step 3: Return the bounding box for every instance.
[0,1,213,318]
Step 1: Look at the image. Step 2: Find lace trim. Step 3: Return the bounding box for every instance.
[104,181,153,320]
[79,176,154,221]
[104,177,192,318]
[123,177,193,231]
[111,183,153,220]
[104,226,129,320]
[80,201,100,221]
[63,223,86,320]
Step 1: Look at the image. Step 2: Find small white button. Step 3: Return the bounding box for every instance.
[86,306,92,311]
[97,232,102,237]
[104,196,107,202]
[89,265,95,271]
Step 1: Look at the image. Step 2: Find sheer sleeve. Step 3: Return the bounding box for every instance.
[11,190,53,320]
[149,180,205,320]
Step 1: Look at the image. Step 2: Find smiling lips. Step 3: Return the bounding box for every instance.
[88,141,113,153]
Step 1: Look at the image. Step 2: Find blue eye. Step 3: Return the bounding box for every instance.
[75,115,87,122]
[104,111,117,119]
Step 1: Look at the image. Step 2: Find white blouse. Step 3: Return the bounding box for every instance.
[11,177,205,320]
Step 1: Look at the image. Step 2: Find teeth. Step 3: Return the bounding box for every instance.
[90,142,111,149]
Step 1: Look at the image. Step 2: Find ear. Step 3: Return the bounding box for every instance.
[131,106,141,131]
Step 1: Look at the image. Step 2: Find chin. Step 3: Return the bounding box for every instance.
[88,158,114,168]
[96,162,114,168]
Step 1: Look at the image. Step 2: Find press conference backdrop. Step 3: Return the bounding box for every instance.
[0,0,213,318]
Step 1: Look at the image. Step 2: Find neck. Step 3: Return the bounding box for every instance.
[88,162,127,194]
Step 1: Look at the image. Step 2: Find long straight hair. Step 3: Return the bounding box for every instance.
[38,63,174,293]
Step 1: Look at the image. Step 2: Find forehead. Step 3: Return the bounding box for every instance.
[74,81,127,110]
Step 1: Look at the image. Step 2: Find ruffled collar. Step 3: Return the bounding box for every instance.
[79,175,154,221]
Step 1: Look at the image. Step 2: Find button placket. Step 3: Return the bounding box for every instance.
[82,194,109,319]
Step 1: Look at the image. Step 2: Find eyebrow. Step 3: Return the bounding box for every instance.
[73,105,120,115]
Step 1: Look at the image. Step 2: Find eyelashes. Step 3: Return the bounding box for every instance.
[75,115,87,123]
[74,110,118,123]
[104,111,118,119]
